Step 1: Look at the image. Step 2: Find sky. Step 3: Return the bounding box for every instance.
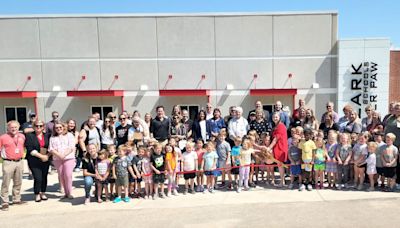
[0,0,398,47]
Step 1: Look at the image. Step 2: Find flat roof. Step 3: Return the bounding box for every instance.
[0,10,338,19]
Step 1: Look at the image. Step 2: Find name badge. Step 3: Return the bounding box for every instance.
[15,148,20,154]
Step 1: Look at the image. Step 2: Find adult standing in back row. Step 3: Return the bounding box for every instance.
[0,121,27,211]
[151,106,171,146]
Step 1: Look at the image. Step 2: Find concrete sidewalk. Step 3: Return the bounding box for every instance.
[1,160,399,227]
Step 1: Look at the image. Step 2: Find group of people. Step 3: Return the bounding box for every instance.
[1,99,400,211]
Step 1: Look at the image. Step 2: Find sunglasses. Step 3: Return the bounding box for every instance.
[35,125,43,127]
[120,118,126,120]
[53,115,59,118]
[55,126,63,129]
[111,116,117,119]
[105,121,111,123]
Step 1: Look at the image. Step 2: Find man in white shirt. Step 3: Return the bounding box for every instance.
[228,107,249,141]
[206,103,213,120]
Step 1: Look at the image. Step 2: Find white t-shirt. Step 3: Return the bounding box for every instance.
[182,151,198,171]
[199,120,207,142]
[366,153,377,175]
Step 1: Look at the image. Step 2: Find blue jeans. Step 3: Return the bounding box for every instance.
[84,176,94,199]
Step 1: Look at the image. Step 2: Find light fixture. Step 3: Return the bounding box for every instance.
[52,85,61,91]
[312,83,320,89]
[226,84,234,90]
[140,84,149,91]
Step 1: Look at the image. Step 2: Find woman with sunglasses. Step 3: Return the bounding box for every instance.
[25,120,50,202]
[361,105,374,132]
[48,122,77,199]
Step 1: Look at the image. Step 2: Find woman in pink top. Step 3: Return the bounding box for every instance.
[48,122,76,199]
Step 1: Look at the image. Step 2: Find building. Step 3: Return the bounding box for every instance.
[337,38,390,118]
[389,50,400,104]
[0,11,338,131]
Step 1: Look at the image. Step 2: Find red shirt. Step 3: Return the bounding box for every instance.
[37,134,45,148]
[0,133,25,160]
[272,122,288,162]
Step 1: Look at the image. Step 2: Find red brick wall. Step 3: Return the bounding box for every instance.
[390,51,400,103]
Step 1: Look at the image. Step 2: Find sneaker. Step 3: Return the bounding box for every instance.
[396,184,400,190]
[315,184,320,190]
[172,189,178,196]
[357,184,363,190]
[299,184,305,191]
[196,186,201,192]
[320,184,324,190]
[1,204,9,211]
[200,185,205,192]
[152,195,156,200]
[183,190,188,195]
[236,187,241,193]
[344,183,349,189]
[12,200,28,205]
[160,193,166,199]
[249,182,256,188]
[209,188,214,193]
[123,197,130,202]
[166,191,171,197]
[337,185,342,190]
[113,197,122,203]
[367,187,375,192]
[244,187,250,191]
[288,183,294,189]
[307,184,313,191]
[74,168,80,172]
[190,189,196,194]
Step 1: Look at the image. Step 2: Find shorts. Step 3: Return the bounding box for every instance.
[108,177,116,184]
[96,179,109,186]
[153,173,166,184]
[356,163,367,169]
[204,170,215,176]
[129,173,135,183]
[231,167,239,175]
[218,160,231,170]
[116,175,129,187]
[383,167,397,178]
[301,159,313,172]
[326,162,337,173]
[376,167,385,176]
[314,163,326,171]
[143,174,152,184]
[290,164,302,176]
[183,172,196,180]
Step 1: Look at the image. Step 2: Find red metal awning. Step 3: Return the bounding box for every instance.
[0,91,37,98]
[67,90,124,97]
[249,89,297,96]
[159,89,210,97]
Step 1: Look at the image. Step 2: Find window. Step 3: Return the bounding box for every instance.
[180,105,199,120]
[263,105,274,113]
[91,106,113,120]
[4,107,27,126]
